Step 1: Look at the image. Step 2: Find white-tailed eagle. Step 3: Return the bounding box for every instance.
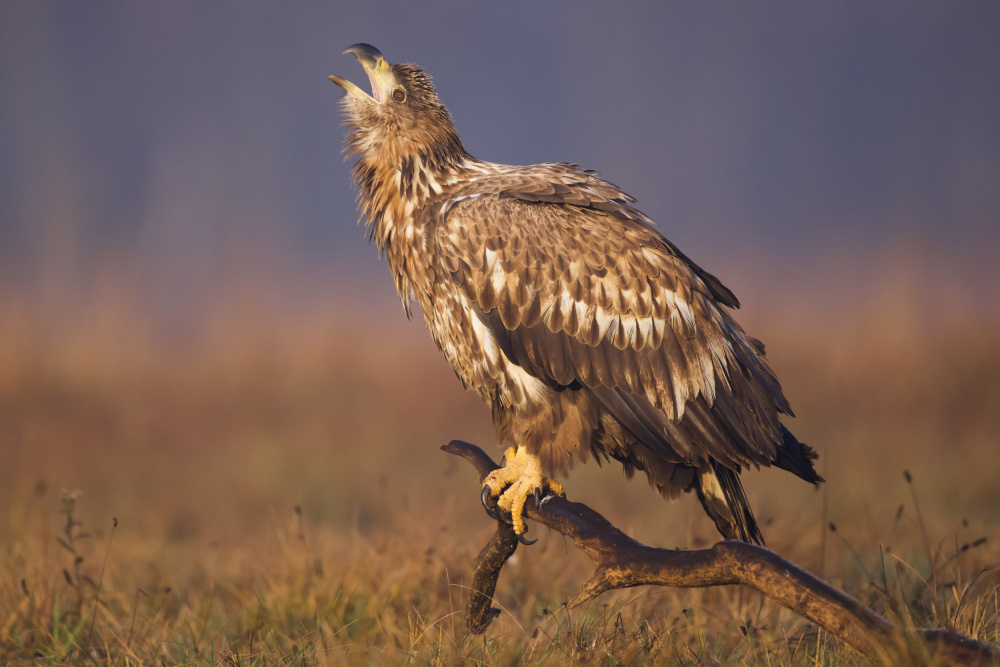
[330,44,821,545]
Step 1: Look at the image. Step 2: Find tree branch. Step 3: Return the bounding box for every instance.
[442,439,1000,666]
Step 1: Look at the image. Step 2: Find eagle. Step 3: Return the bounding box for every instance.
[330,44,821,545]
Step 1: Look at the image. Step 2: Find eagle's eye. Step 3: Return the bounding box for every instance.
[392,88,406,103]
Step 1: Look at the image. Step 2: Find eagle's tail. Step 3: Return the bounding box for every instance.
[695,460,765,546]
[773,424,824,484]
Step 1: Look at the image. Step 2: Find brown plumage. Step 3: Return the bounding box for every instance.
[330,44,821,545]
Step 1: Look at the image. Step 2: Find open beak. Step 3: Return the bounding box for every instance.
[329,43,391,104]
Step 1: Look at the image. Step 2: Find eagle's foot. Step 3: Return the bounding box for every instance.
[481,446,565,539]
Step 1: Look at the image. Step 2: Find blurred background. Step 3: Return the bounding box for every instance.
[2,1,999,560]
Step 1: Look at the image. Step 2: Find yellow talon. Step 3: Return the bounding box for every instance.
[482,446,565,535]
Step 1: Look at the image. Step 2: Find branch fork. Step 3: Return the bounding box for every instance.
[442,439,999,666]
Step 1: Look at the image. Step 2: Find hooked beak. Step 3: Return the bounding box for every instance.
[329,43,392,104]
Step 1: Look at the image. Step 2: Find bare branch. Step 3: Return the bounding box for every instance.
[441,440,519,635]
[443,440,1000,666]
[466,523,519,634]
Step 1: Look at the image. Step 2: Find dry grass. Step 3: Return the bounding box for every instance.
[1,254,999,665]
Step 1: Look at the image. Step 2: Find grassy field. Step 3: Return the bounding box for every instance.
[1,255,999,665]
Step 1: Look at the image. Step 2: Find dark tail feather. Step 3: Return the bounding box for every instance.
[695,460,765,546]
[774,424,824,484]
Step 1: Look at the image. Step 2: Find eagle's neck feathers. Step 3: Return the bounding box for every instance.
[348,120,485,312]
[350,138,472,241]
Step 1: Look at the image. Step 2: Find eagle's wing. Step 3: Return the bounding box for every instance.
[432,166,791,471]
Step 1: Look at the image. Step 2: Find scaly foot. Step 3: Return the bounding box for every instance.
[481,446,565,540]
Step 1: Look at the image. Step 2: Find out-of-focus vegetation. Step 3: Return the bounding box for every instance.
[1,252,999,665]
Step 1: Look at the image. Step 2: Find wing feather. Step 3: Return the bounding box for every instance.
[433,166,790,469]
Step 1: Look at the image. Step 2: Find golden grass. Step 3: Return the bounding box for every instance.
[1,256,999,665]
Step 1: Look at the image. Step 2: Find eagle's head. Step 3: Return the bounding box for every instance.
[330,43,465,167]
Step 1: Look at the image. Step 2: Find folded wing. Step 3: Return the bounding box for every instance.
[431,165,799,474]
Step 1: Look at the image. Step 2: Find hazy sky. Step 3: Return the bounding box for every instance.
[2,2,998,317]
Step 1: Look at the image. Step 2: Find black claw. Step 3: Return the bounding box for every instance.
[534,487,542,507]
[489,505,514,525]
[481,484,515,524]
[517,533,537,545]
[481,486,499,520]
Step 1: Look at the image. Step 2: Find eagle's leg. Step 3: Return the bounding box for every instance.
[481,446,565,537]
